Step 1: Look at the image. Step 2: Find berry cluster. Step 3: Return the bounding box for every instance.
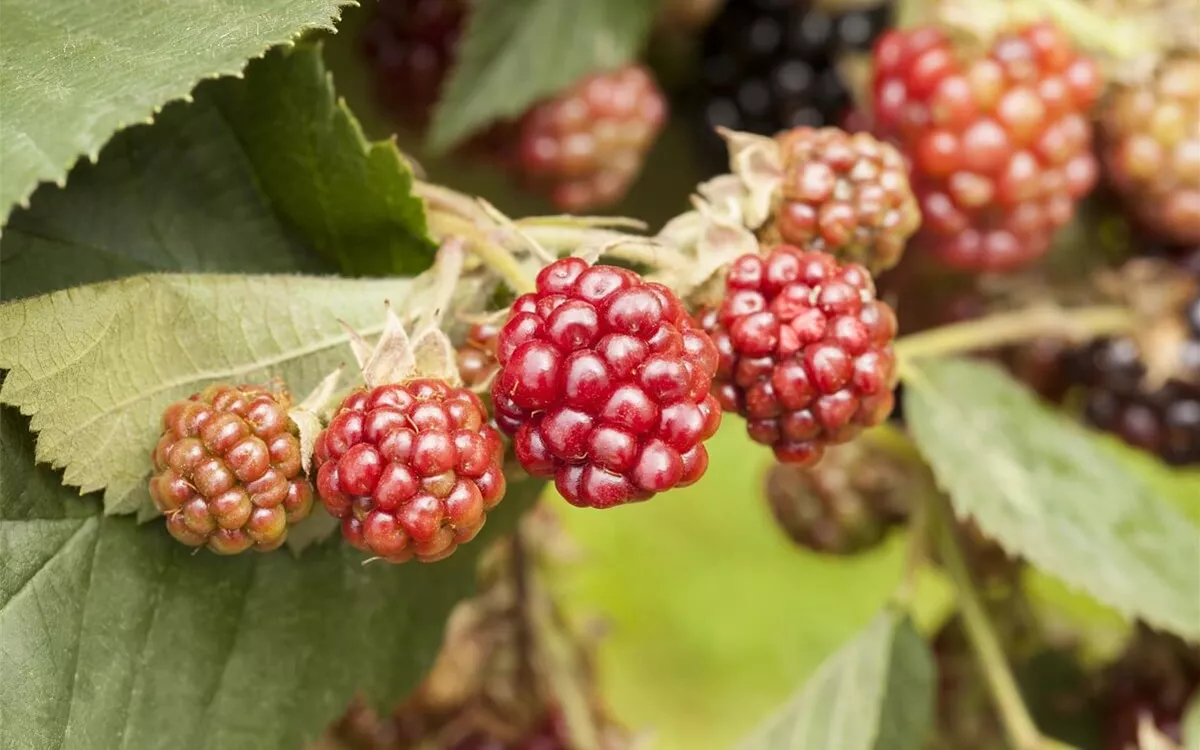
[765,126,921,272]
[871,22,1102,271]
[492,257,722,508]
[149,384,314,553]
[314,379,506,562]
[1100,53,1200,246]
[699,0,892,167]
[516,66,668,212]
[702,245,898,465]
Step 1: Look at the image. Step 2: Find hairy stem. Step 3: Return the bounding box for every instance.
[932,494,1044,750]
[427,211,536,295]
[894,304,1133,363]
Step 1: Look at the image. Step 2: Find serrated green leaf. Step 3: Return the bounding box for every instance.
[427,0,657,153]
[0,274,413,515]
[736,609,933,750]
[0,98,326,303]
[904,357,1200,640]
[212,44,435,276]
[0,406,540,750]
[0,0,352,226]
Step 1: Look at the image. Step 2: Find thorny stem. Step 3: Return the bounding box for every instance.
[894,304,1134,364]
[931,494,1046,750]
[427,211,536,295]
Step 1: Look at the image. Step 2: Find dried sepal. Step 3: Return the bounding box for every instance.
[288,367,344,476]
[477,198,556,263]
[1135,713,1182,750]
[411,327,461,384]
[361,304,417,388]
[283,508,341,556]
[720,129,784,230]
[337,320,374,371]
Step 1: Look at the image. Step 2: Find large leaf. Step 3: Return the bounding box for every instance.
[0,274,413,515]
[427,0,657,153]
[0,98,325,303]
[212,44,434,276]
[0,0,350,225]
[0,406,540,750]
[904,357,1200,640]
[735,609,933,750]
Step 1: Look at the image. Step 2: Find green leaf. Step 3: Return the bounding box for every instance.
[0,406,540,750]
[735,609,933,750]
[0,273,413,515]
[0,98,325,303]
[0,0,351,226]
[212,44,435,276]
[904,357,1200,640]
[1184,693,1200,750]
[427,0,657,153]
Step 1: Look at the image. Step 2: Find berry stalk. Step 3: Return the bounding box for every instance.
[930,492,1047,750]
[893,304,1134,367]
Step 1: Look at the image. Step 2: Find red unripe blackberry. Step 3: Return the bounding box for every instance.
[491,257,722,508]
[702,244,898,465]
[363,0,465,128]
[766,126,921,273]
[457,320,501,388]
[149,384,314,554]
[313,378,506,562]
[1100,54,1200,246]
[516,65,667,212]
[871,22,1102,271]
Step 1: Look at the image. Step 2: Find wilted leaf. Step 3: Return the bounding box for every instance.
[0,274,414,515]
[736,609,933,750]
[0,406,541,750]
[212,43,435,276]
[0,0,350,225]
[904,357,1200,640]
[427,0,657,153]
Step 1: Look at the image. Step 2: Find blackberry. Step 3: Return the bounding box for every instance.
[1100,53,1200,246]
[314,379,507,562]
[702,245,898,465]
[871,22,1102,271]
[515,65,668,212]
[1101,625,1200,750]
[697,0,892,169]
[763,439,909,555]
[763,125,920,272]
[363,0,465,128]
[149,383,314,554]
[491,258,722,508]
[457,320,501,389]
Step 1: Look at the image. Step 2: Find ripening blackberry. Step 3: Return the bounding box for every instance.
[1101,625,1200,750]
[1100,53,1200,247]
[871,21,1102,271]
[697,0,892,169]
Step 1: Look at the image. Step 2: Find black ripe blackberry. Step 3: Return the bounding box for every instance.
[697,0,891,168]
[1071,269,1200,466]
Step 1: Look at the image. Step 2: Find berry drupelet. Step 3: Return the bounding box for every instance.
[699,0,893,168]
[314,379,506,562]
[457,320,502,389]
[702,244,898,465]
[150,384,314,553]
[764,125,921,273]
[491,257,722,508]
[871,22,1102,271]
[1100,53,1200,246]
